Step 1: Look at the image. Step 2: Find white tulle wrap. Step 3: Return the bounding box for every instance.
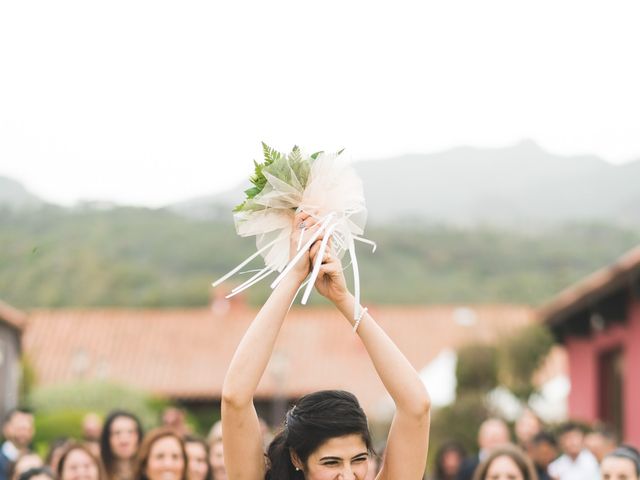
[212,152,375,319]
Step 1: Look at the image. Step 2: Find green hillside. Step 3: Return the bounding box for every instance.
[2,206,639,309]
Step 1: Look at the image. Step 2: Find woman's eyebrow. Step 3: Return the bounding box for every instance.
[319,456,342,461]
[351,452,369,459]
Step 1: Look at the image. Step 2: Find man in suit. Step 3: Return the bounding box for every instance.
[457,418,511,480]
[0,408,35,480]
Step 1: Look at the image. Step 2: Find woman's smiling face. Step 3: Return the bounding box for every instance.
[484,455,524,480]
[145,436,185,480]
[601,456,639,480]
[296,434,369,480]
[61,448,99,480]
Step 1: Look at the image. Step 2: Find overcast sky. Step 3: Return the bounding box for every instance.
[1,1,638,207]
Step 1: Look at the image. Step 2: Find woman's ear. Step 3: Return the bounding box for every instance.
[289,449,303,472]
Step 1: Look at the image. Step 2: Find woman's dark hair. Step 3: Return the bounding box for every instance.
[531,431,557,448]
[604,445,640,476]
[472,444,538,480]
[8,454,43,480]
[57,442,107,480]
[184,435,213,480]
[17,467,56,480]
[434,441,466,480]
[100,410,144,479]
[133,428,188,480]
[265,390,372,480]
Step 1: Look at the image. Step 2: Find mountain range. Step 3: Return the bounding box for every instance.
[170,140,640,227]
[3,140,640,227]
[0,176,43,209]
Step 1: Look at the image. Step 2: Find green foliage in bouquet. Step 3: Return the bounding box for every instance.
[233,142,324,213]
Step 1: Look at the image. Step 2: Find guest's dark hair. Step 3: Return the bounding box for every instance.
[265,390,372,480]
[556,421,583,436]
[17,467,55,480]
[100,410,144,479]
[2,407,34,425]
[604,445,640,476]
[531,431,557,447]
[434,441,466,480]
[472,444,538,480]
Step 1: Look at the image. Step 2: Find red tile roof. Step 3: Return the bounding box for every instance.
[23,303,534,415]
[539,244,640,327]
[0,300,27,331]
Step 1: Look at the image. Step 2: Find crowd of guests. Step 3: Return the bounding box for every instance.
[430,408,640,480]
[2,406,639,480]
[0,408,227,480]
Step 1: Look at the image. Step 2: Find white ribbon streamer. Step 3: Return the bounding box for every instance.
[227,267,274,298]
[348,235,362,320]
[212,236,280,287]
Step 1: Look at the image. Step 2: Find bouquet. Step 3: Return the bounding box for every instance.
[212,142,375,319]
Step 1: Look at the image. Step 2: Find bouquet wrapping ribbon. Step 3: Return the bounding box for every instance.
[213,148,375,319]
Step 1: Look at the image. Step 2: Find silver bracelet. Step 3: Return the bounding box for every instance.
[353,307,368,333]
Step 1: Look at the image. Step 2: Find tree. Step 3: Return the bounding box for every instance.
[498,323,554,400]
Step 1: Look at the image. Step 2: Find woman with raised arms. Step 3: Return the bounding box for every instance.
[221,211,431,480]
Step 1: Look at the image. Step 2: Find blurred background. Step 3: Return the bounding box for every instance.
[1,1,639,479]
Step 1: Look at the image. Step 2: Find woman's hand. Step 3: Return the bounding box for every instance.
[287,211,320,284]
[310,241,349,304]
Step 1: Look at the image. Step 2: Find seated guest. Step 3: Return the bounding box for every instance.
[515,409,543,450]
[433,441,466,480]
[472,444,538,480]
[10,455,43,480]
[82,413,103,459]
[547,422,599,480]
[584,425,616,463]
[101,410,143,480]
[134,428,187,480]
[527,431,558,480]
[206,422,225,480]
[183,437,211,480]
[16,468,55,480]
[600,445,640,480]
[458,418,511,480]
[161,409,189,437]
[1,409,35,480]
[57,443,106,480]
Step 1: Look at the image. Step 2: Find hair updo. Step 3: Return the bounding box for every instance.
[265,390,372,480]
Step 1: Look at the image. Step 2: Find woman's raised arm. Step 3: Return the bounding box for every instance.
[311,246,432,480]
[221,212,317,480]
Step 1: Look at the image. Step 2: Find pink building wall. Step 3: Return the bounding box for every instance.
[626,300,640,446]
[565,297,640,446]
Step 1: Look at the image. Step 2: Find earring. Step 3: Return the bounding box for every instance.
[295,467,300,471]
